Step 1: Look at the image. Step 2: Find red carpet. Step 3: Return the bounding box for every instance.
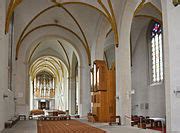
[37,120,106,133]
[148,127,166,133]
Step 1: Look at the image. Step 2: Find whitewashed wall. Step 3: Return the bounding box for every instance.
[131,27,149,116]
[0,0,15,132]
[131,24,165,118]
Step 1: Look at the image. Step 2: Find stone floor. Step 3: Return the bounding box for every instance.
[1,119,160,133]
[2,120,37,133]
[79,119,160,133]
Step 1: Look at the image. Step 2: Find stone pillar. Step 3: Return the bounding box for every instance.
[0,0,15,131]
[161,0,180,131]
[29,77,33,110]
[0,1,6,131]
[115,0,138,126]
[78,65,91,117]
[115,43,132,126]
[69,77,76,115]
[63,77,68,110]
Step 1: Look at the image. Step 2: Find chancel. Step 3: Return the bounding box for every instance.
[0,0,180,133]
[33,72,55,110]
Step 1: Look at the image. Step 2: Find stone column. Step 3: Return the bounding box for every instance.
[29,77,33,110]
[0,0,14,131]
[161,0,180,131]
[115,0,138,126]
[115,43,132,126]
[63,77,68,110]
[0,1,6,131]
[78,65,91,117]
[69,77,76,115]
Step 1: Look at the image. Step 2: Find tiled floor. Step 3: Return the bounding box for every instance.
[2,119,160,133]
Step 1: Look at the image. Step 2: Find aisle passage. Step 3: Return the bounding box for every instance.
[2,119,160,133]
[37,120,105,133]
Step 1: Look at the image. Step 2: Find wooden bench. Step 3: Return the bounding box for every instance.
[109,116,121,125]
[5,121,13,128]
[131,115,140,126]
[75,115,80,118]
[29,109,44,120]
[19,114,26,120]
[42,115,71,121]
[87,113,97,123]
[5,115,20,128]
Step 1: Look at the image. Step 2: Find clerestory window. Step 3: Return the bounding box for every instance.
[150,21,163,83]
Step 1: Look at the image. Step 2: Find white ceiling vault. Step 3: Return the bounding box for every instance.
[29,56,68,82]
[131,0,162,55]
[5,0,124,67]
[5,0,162,68]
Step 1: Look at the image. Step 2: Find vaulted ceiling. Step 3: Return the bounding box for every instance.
[5,0,162,67]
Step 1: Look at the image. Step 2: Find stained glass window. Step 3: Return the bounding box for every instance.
[151,22,163,83]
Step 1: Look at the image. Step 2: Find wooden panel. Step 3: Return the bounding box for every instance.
[91,60,116,122]
[107,68,116,121]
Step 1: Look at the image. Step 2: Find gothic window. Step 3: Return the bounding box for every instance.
[151,21,163,83]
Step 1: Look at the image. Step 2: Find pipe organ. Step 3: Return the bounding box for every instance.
[34,73,55,98]
[90,60,116,122]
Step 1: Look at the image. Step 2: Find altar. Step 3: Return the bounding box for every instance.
[47,110,59,116]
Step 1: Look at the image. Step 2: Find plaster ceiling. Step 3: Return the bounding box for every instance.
[30,56,68,81]
[6,0,162,67]
[13,0,116,65]
[131,1,162,54]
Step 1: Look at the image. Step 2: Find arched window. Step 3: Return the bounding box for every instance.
[151,21,163,83]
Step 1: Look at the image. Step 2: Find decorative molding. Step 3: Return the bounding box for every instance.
[30,57,64,81]
[8,1,118,57]
[173,0,180,6]
[32,64,59,80]
[57,40,70,69]
[98,0,119,47]
[30,56,65,76]
[49,57,65,77]
[134,0,146,16]
[15,5,56,59]
[5,0,22,34]
[134,15,162,24]
[134,1,162,16]
[107,0,119,47]
[104,52,109,69]
[28,43,66,77]
[28,42,41,62]
[15,24,90,65]
[53,2,90,51]
[15,4,91,64]
[106,28,112,38]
